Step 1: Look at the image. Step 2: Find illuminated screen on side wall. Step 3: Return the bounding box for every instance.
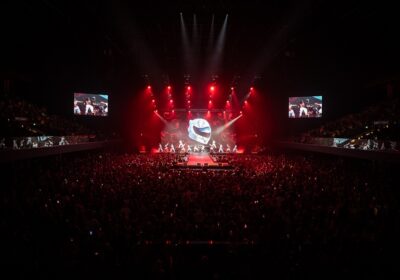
[73,93,109,116]
[288,96,322,118]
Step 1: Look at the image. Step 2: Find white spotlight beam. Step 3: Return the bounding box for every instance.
[207,15,215,53]
[180,13,192,73]
[193,14,198,44]
[209,14,228,75]
[214,113,242,134]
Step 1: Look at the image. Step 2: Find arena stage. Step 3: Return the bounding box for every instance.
[174,153,232,169]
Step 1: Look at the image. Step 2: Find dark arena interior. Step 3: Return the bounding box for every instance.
[2,1,400,279]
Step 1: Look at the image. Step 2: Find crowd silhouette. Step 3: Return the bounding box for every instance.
[1,151,399,278]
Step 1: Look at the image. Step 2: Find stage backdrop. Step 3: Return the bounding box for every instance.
[160,110,237,152]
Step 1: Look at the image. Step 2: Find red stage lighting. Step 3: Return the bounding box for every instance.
[167,86,171,90]
[244,100,248,104]
[147,85,151,90]
[154,110,158,113]
[240,111,243,114]
[250,87,254,91]
[209,100,212,104]
[210,86,215,92]
[172,109,175,113]
[188,100,191,103]
[187,86,191,90]
[231,87,234,91]
[170,99,173,103]
[152,99,155,103]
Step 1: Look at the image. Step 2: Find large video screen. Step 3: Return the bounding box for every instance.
[159,111,238,153]
[288,96,322,118]
[73,93,108,116]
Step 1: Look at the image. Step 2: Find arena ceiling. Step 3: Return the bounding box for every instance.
[2,0,399,101]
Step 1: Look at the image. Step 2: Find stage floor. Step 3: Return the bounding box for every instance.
[187,154,218,166]
[175,153,232,169]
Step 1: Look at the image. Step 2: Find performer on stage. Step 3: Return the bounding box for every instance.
[226,144,231,153]
[193,145,199,152]
[209,140,217,153]
[178,140,184,150]
[178,140,186,152]
[209,145,215,153]
[158,143,164,153]
[170,143,176,153]
[187,145,192,153]
[232,144,238,153]
[218,144,224,153]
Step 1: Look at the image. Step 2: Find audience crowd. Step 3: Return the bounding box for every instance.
[0,96,92,137]
[307,97,400,140]
[2,151,399,278]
